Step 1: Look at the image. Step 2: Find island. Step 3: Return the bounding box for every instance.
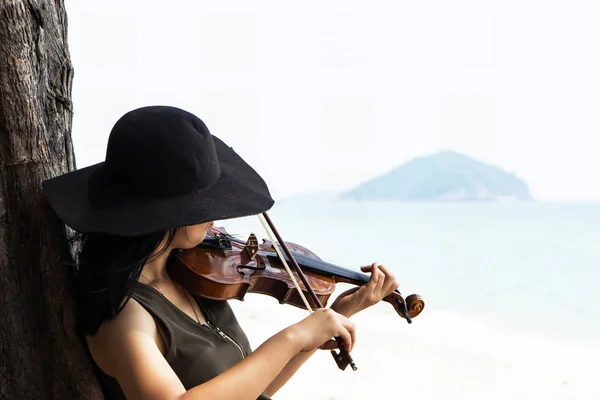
[339,150,533,202]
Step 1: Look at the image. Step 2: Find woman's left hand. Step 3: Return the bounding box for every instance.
[330,263,399,318]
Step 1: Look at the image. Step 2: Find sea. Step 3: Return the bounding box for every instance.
[222,199,600,380]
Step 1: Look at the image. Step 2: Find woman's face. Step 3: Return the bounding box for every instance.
[171,221,214,249]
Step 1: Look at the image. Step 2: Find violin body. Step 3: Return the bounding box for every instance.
[169,226,424,322]
[168,228,335,309]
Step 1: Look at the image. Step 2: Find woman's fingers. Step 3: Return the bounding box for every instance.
[318,313,356,352]
[377,264,399,295]
[337,327,353,353]
[342,316,357,352]
[359,262,400,304]
[332,319,355,353]
[373,265,386,295]
[361,263,379,292]
[319,339,339,350]
[360,263,375,272]
[364,263,384,290]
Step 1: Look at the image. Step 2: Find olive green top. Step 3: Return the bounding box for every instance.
[93,282,272,399]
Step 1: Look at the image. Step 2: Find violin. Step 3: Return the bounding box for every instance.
[168,213,424,370]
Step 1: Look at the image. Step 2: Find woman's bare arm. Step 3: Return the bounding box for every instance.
[263,349,318,397]
[89,300,355,400]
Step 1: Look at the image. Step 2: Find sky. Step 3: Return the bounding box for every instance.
[64,0,600,201]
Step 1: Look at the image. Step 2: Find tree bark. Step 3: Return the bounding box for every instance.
[0,1,102,398]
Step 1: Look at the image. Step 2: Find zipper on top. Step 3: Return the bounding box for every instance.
[206,320,245,359]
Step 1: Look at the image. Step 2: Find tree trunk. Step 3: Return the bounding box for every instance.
[0,1,102,398]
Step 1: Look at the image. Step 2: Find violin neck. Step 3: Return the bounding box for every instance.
[271,250,370,286]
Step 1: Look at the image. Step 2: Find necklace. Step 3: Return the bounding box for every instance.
[140,272,201,324]
[181,288,202,324]
[140,273,165,295]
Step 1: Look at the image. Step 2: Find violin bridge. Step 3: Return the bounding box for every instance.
[244,233,259,260]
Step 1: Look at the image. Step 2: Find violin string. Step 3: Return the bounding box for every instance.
[267,250,369,285]
[257,215,314,312]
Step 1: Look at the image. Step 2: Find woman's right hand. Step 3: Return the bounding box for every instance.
[290,308,356,353]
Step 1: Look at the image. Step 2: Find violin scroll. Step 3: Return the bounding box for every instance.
[384,291,425,323]
[405,294,425,317]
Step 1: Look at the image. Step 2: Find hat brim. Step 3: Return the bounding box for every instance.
[42,136,274,235]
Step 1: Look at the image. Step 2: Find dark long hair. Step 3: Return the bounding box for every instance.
[72,229,178,336]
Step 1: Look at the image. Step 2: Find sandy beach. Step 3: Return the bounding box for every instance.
[231,288,600,400]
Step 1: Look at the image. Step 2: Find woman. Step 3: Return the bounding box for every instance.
[42,106,399,400]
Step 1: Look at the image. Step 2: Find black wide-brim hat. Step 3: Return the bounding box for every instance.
[42,106,274,236]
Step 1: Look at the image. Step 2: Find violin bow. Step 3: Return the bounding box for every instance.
[258,212,357,371]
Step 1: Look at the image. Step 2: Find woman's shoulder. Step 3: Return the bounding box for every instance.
[87,297,165,377]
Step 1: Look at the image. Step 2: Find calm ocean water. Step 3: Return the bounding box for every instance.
[222,200,600,345]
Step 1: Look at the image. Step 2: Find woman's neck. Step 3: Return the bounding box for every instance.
[140,245,173,283]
